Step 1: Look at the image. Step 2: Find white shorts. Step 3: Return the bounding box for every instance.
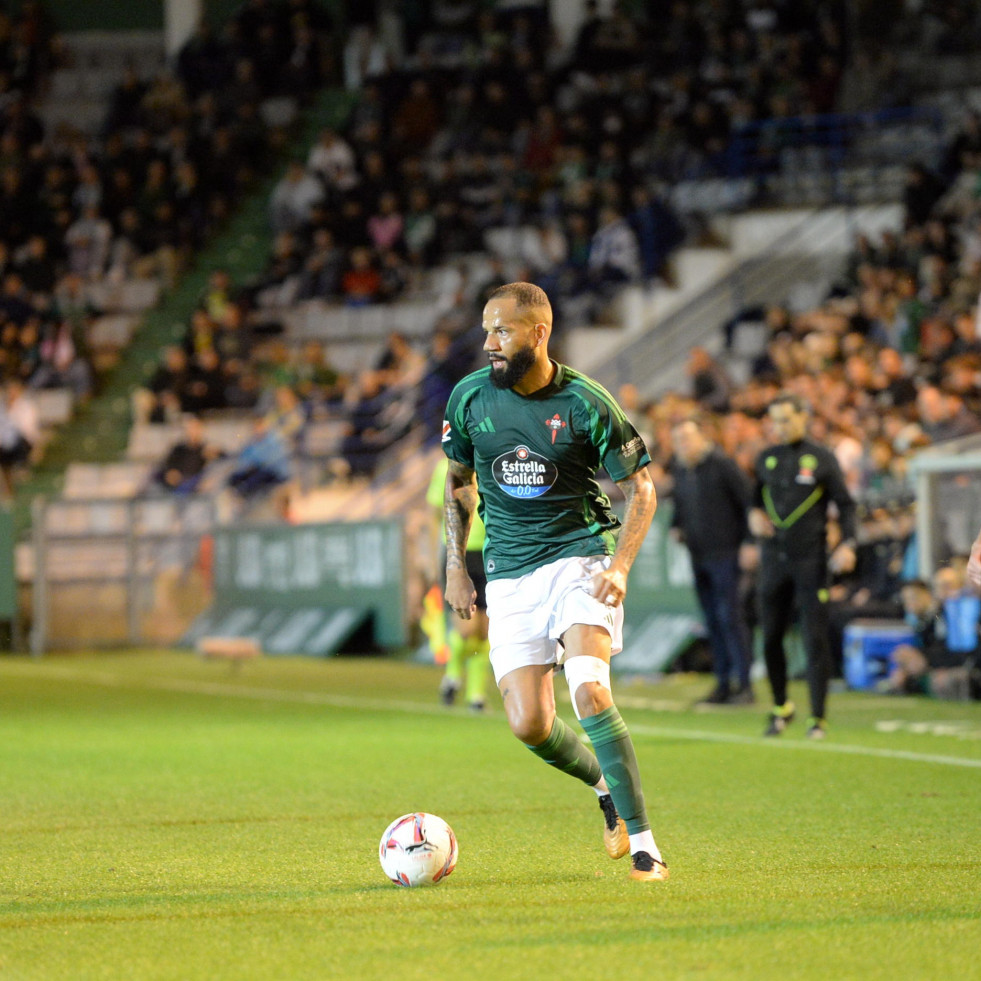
[485,555,624,684]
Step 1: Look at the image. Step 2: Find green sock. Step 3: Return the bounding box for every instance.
[580,706,650,834]
[525,716,603,787]
[464,637,490,704]
[444,630,465,684]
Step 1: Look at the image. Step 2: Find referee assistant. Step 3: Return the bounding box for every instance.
[750,393,856,739]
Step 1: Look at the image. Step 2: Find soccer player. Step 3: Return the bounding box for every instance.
[750,392,857,739]
[441,282,668,882]
[425,455,491,712]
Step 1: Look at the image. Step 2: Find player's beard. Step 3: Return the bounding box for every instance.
[488,345,536,389]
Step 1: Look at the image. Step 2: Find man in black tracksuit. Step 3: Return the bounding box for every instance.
[670,416,754,705]
[750,393,856,739]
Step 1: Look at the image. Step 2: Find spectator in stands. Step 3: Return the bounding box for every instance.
[269,160,324,235]
[151,414,222,495]
[686,346,732,413]
[263,384,306,449]
[340,246,382,306]
[885,571,981,700]
[366,191,404,253]
[628,185,684,286]
[0,378,39,498]
[585,206,641,310]
[293,339,346,411]
[227,415,293,499]
[916,385,981,442]
[353,329,427,405]
[183,347,227,414]
[29,317,93,400]
[307,127,359,194]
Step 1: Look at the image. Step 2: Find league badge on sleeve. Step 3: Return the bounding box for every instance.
[442,420,451,442]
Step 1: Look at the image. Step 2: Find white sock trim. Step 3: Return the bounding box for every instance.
[629,830,661,863]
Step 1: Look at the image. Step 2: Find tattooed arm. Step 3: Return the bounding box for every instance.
[443,458,479,619]
[591,466,657,607]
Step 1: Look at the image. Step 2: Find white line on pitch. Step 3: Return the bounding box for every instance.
[6,662,981,770]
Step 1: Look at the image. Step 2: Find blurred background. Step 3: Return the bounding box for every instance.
[2,0,981,688]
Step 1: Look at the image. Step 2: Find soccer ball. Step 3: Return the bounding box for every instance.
[378,812,458,887]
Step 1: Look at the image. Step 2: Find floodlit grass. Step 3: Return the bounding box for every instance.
[0,651,978,980]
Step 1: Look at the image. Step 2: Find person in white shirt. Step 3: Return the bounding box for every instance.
[0,379,39,498]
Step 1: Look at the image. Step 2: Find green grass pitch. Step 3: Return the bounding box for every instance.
[1,651,978,980]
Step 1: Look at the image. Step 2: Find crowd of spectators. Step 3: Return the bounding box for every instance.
[618,106,981,695]
[140,0,865,494]
[0,0,340,492]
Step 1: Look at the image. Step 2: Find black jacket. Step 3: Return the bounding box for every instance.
[670,447,752,562]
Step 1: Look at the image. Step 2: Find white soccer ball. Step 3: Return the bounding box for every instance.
[378,812,458,887]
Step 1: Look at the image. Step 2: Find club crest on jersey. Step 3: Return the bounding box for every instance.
[796,452,818,484]
[545,413,567,444]
[492,444,558,499]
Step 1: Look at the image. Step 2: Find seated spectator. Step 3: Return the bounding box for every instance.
[65,206,112,281]
[263,384,306,448]
[269,160,324,235]
[339,373,417,476]
[885,570,981,700]
[29,318,94,400]
[227,416,293,497]
[367,191,404,253]
[151,414,222,494]
[307,127,359,193]
[340,246,382,306]
[0,379,39,498]
[296,228,345,300]
[586,206,641,306]
[355,329,426,403]
[293,339,346,410]
[134,345,191,424]
[183,347,227,414]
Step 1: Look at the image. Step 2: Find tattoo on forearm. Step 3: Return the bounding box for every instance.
[444,460,477,571]
[614,471,657,573]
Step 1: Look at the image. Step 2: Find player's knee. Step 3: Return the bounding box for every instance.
[564,656,612,720]
[507,707,551,745]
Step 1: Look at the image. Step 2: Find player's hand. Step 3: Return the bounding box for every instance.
[444,570,476,620]
[748,508,775,538]
[592,566,627,608]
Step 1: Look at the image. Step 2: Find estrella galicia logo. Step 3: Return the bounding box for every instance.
[492,445,557,499]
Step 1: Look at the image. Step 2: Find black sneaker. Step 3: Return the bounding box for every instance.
[629,850,670,881]
[728,685,756,705]
[763,701,795,736]
[598,794,629,859]
[439,678,460,706]
[696,686,730,706]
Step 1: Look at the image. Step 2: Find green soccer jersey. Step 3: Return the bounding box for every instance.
[442,362,651,580]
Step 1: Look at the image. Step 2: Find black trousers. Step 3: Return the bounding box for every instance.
[757,551,832,719]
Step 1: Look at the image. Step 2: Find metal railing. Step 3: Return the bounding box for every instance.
[30,494,218,654]
[589,208,854,399]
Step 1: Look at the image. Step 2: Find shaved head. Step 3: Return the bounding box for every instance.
[486,282,552,327]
